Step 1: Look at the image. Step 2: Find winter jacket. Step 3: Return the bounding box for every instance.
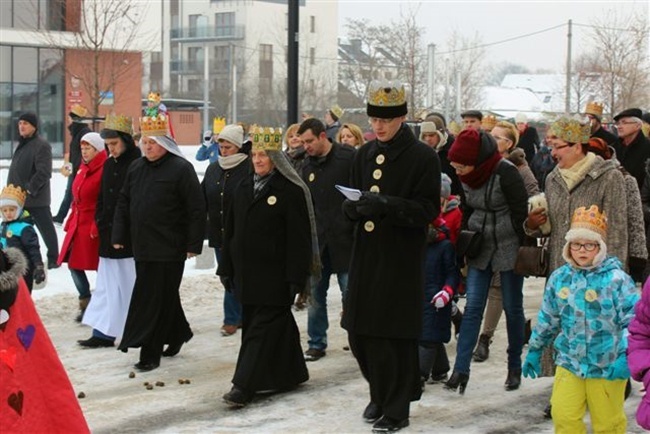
[462,159,528,272]
[613,131,650,191]
[516,126,539,165]
[628,279,650,429]
[528,256,638,379]
[202,157,250,248]
[218,173,312,307]
[619,166,647,264]
[195,142,219,164]
[325,120,341,143]
[421,238,460,344]
[343,124,440,339]
[1,211,43,271]
[508,148,540,197]
[7,135,52,208]
[527,155,628,273]
[301,142,355,272]
[67,122,91,172]
[112,152,205,262]
[96,143,141,258]
[591,125,620,150]
[530,145,555,191]
[438,135,464,197]
[58,151,108,270]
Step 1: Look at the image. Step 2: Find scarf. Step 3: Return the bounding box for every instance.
[459,152,502,189]
[558,152,596,191]
[253,170,275,199]
[218,153,248,170]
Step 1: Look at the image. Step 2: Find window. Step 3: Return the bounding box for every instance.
[189,14,201,37]
[310,16,315,33]
[310,47,315,65]
[259,44,273,95]
[188,47,203,71]
[214,45,230,72]
[215,12,235,37]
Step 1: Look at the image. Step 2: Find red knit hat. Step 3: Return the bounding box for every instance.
[448,129,481,166]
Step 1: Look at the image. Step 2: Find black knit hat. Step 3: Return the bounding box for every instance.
[18,112,38,129]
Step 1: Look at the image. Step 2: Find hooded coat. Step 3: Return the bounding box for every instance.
[57,150,108,269]
[627,279,650,429]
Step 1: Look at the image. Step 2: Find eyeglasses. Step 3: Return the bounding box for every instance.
[450,162,470,172]
[569,242,599,252]
[615,120,638,127]
[368,117,395,125]
[549,143,574,151]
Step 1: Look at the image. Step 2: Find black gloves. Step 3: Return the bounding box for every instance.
[33,264,46,285]
[342,199,361,220]
[219,276,233,292]
[356,192,389,217]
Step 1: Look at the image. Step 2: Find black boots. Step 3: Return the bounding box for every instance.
[363,401,382,423]
[223,386,253,407]
[77,336,114,348]
[504,369,521,391]
[372,416,409,433]
[472,334,491,362]
[444,371,469,395]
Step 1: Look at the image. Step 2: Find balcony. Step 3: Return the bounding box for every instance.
[170,59,231,75]
[170,25,245,43]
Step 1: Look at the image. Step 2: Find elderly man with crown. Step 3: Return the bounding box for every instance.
[583,101,619,150]
[341,80,441,432]
[111,113,205,371]
[76,114,142,348]
[217,126,320,408]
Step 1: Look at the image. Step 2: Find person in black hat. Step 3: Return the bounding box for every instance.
[461,110,483,131]
[342,81,440,433]
[613,108,650,190]
[7,112,59,269]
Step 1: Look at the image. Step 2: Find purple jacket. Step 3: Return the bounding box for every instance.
[628,278,650,429]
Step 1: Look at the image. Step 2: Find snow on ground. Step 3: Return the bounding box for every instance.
[0,147,646,433]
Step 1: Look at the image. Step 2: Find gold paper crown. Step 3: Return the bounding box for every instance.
[213,117,226,134]
[585,101,604,117]
[549,117,591,144]
[139,114,169,137]
[482,115,497,130]
[70,104,88,118]
[368,82,406,107]
[0,184,27,207]
[570,205,607,239]
[147,92,161,104]
[251,127,283,151]
[330,104,344,119]
[104,113,133,135]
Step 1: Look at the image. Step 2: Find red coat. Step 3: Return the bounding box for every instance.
[57,150,107,269]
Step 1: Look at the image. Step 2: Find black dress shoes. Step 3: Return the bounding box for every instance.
[372,415,409,433]
[505,369,522,391]
[362,401,382,423]
[134,361,160,372]
[77,336,114,348]
[223,386,253,408]
[162,343,183,357]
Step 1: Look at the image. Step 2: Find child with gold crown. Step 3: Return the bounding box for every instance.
[0,184,45,291]
[523,205,639,433]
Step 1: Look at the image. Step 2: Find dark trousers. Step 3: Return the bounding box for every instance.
[348,333,421,421]
[54,174,75,222]
[25,206,59,264]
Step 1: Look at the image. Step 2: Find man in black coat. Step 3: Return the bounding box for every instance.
[584,101,620,149]
[342,82,440,432]
[53,105,91,224]
[298,118,355,362]
[7,112,59,269]
[613,108,650,190]
[113,122,205,372]
[514,113,539,165]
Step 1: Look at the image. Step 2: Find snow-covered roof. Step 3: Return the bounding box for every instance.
[501,74,565,95]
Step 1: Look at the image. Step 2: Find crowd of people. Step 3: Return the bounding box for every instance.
[1,86,650,433]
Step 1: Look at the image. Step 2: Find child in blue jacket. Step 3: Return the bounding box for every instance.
[523,205,639,434]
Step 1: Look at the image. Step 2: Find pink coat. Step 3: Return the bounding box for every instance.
[57,151,107,270]
[628,278,650,430]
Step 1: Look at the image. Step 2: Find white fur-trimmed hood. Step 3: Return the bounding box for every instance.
[0,247,27,292]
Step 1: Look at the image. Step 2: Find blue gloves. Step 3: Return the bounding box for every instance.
[523,349,542,379]
[606,357,630,380]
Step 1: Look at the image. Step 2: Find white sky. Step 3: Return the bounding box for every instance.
[336,0,650,72]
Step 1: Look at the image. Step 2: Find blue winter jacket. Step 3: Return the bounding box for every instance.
[528,255,639,379]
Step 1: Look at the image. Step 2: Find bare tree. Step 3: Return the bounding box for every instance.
[584,11,650,116]
[485,62,531,86]
[569,52,603,113]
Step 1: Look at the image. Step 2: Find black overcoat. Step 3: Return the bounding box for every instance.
[301,142,355,272]
[201,158,250,248]
[218,173,311,307]
[613,131,650,190]
[516,126,539,165]
[343,125,440,339]
[95,143,141,258]
[7,135,52,208]
[592,125,620,149]
[112,153,205,261]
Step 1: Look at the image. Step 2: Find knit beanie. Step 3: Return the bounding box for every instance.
[440,173,452,199]
[218,124,244,148]
[419,122,437,140]
[80,132,106,152]
[18,112,38,129]
[448,129,481,166]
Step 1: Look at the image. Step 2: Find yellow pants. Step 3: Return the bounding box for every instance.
[550,366,627,434]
